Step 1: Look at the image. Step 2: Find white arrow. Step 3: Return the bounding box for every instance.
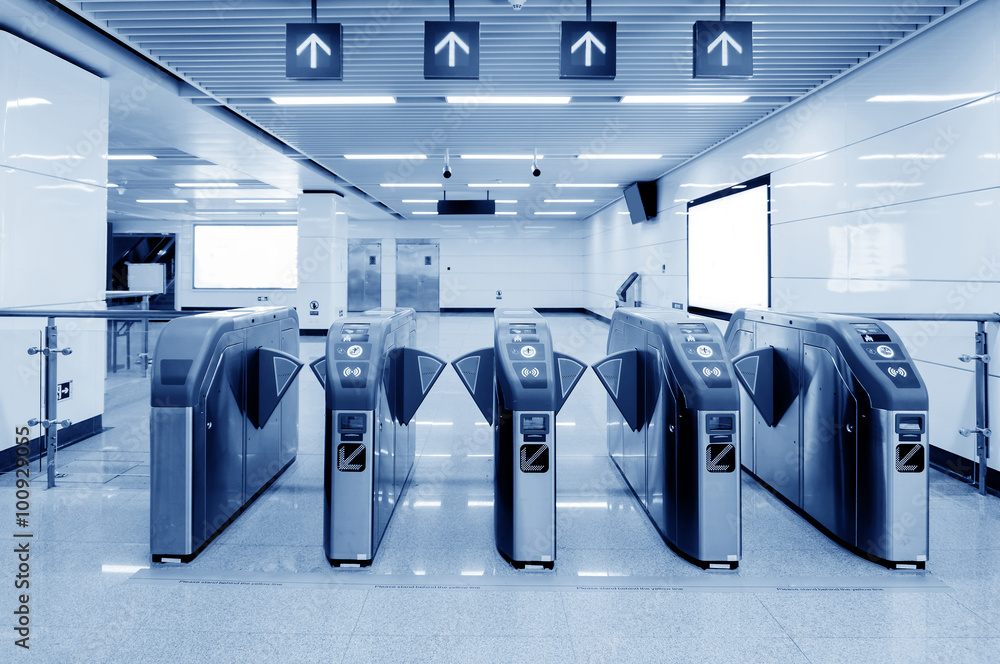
[571,30,606,67]
[434,31,470,68]
[707,31,742,67]
[296,33,332,69]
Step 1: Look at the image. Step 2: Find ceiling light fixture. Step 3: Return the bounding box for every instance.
[534,211,576,215]
[460,154,542,160]
[442,148,452,179]
[866,93,986,103]
[235,199,287,204]
[402,199,438,203]
[108,154,157,160]
[446,96,571,105]
[531,149,541,178]
[620,95,748,104]
[544,199,594,203]
[270,96,396,105]
[137,199,187,204]
[556,183,619,188]
[577,154,663,160]
[175,182,239,188]
[380,183,442,188]
[468,183,529,188]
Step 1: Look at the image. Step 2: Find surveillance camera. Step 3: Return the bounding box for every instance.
[508,0,526,9]
[531,166,541,177]
[443,168,453,179]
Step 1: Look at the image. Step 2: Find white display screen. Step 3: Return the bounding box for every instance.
[688,184,769,314]
[193,225,297,289]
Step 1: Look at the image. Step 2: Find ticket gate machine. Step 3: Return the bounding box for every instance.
[592,308,742,569]
[725,309,929,568]
[452,309,587,569]
[311,309,446,566]
[150,307,303,562]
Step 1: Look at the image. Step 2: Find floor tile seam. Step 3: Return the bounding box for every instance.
[947,593,1000,635]
[751,591,800,645]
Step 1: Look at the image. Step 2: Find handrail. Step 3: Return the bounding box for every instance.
[616,272,640,304]
[0,309,214,320]
[854,312,996,496]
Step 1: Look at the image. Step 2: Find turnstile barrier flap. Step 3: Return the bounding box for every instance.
[385,347,447,425]
[553,352,586,415]
[310,357,327,388]
[248,347,304,429]
[593,349,645,431]
[730,346,799,427]
[452,347,496,424]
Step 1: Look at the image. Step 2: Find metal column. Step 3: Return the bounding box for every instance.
[27,317,72,489]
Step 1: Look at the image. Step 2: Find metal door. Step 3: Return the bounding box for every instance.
[348,240,381,312]
[396,242,440,312]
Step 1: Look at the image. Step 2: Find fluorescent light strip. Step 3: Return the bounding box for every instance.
[344,154,426,160]
[276,211,297,215]
[496,211,517,215]
[858,154,945,160]
[496,200,518,204]
[200,211,239,214]
[743,153,823,160]
[467,501,494,507]
[556,501,608,509]
[621,95,747,104]
[867,93,987,103]
[235,199,287,204]
[468,183,530,188]
[578,154,662,160]
[460,154,542,160]
[271,96,396,105]
[412,501,442,507]
[137,199,186,204]
[446,96,570,104]
[380,183,442,188]
[534,211,576,215]
[108,154,157,160]
[175,182,238,188]
[856,182,923,188]
[413,211,438,215]
[543,199,593,203]
[402,199,438,203]
[556,183,618,188]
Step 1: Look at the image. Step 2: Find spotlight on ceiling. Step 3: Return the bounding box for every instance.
[443,148,452,179]
[531,149,541,177]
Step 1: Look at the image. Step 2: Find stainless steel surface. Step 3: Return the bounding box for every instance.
[328,410,375,562]
[726,309,929,566]
[203,344,245,534]
[347,240,382,312]
[801,343,857,541]
[396,242,440,312]
[695,411,741,563]
[150,407,194,555]
[620,322,646,505]
[511,410,556,563]
[279,323,299,468]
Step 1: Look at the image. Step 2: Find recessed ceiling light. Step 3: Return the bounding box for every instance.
[413,211,438,215]
[858,154,945,160]
[199,211,239,214]
[137,199,187,204]
[556,183,619,188]
[468,183,530,188]
[460,154,543,160]
[495,200,518,204]
[534,211,576,215]
[867,93,986,103]
[344,154,427,160]
[402,199,438,203]
[108,154,157,160]
[446,96,570,104]
[276,211,298,215]
[743,153,823,160]
[620,95,747,104]
[380,183,442,188]
[106,183,119,188]
[544,199,594,203]
[495,211,517,215]
[270,96,396,105]
[235,199,287,204]
[175,182,239,188]
[577,154,662,160]
[618,211,631,215]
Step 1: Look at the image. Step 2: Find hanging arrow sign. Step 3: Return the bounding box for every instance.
[693,20,752,79]
[286,23,342,79]
[425,21,479,79]
[561,21,616,79]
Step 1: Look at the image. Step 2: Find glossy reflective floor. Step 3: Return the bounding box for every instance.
[2,313,999,663]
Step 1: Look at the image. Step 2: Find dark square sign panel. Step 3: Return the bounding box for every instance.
[693,20,752,79]
[425,21,480,79]
[286,23,343,79]
[560,21,616,79]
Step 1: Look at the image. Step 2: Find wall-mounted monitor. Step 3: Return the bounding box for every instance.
[623,181,657,224]
[687,176,770,317]
[193,224,298,289]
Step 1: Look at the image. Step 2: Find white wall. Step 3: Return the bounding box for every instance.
[0,34,109,445]
[581,0,1000,471]
[349,217,583,310]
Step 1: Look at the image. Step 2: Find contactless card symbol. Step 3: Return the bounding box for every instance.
[697,345,713,358]
[877,345,894,358]
[343,366,362,378]
[521,366,540,379]
[887,366,907,379]
[347,345,363,358]
[521,345,537,358]
[702,366,722,378]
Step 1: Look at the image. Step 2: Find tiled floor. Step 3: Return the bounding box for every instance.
[2,312,999,663]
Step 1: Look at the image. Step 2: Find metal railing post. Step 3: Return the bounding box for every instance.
[27,317,72,489]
